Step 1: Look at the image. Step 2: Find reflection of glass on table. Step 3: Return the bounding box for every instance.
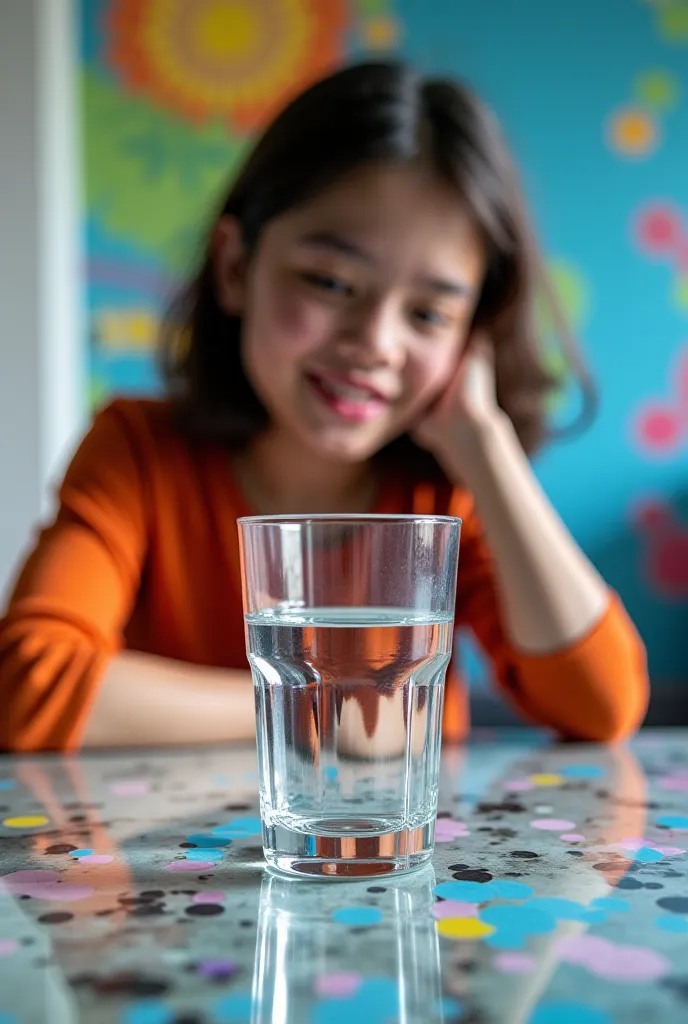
[251,867,443,1024]
[238,514,461,878]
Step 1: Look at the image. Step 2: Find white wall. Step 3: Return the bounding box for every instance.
[0,0,85,600]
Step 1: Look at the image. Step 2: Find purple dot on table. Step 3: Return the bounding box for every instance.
[164,860,216,872]
[192,891,226,904]
[77,855,114,865]
[431,900,478,920]
[314,971,362,998]
[504,779,533,792]
[109,780,149,796]
[495,952,535,973]
[530,819,576,831]
[560,834,585,843]
[198,958,237,979]
[0,939,18,957]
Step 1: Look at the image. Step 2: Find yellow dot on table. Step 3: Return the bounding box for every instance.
[529,774,564,787]
[436,917,495,939]
[2,815,49,828]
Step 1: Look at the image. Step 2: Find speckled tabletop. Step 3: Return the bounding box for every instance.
[1,730,688,1024]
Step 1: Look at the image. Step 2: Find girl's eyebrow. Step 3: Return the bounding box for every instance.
[297,231,473,297]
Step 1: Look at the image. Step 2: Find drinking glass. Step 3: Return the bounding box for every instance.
[238,514,461,878]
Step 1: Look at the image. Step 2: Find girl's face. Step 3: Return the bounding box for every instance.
[218,162,486,462]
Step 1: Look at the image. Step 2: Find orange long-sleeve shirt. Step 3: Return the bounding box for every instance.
[0,399,649,752]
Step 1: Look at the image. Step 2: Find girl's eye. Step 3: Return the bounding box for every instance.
[412,308,449,328]
[301,271,354,296]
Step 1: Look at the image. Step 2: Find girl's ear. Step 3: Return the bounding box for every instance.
[212,216,247,316]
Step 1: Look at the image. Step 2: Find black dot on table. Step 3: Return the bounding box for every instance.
[131,904,168,917]
[38,912,73,925]
[614,877,644,890]
[45,844,78,855]
[240,920,253,928]
[179,843,196,849]
[510,851,539,859]
[185,904,225,917]
[566,851,584,857]
[140,890,165,899]
[224,803,252,811]
[657,896,688,913]
[447,864,470,872]
[452,870,493,883]
[367,886,387,893]
[95,975,170,997]
[644,882,664,890]
[69,815,88,823]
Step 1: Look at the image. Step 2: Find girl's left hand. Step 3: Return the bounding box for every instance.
[412,332,502,460]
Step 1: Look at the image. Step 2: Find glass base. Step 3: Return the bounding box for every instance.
[261,818,435,879]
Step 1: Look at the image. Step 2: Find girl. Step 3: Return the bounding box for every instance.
[0,62,648,752]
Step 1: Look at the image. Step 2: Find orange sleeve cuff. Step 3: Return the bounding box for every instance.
[500,593,649,742]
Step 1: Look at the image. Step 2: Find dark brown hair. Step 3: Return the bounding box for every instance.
[160,61,594,476]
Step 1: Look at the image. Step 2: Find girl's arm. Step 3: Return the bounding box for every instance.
[417,338,607,653]
[81,651,254,747]
[416,339,648,740]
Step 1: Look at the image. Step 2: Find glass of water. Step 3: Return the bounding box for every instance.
[238,514,461,878]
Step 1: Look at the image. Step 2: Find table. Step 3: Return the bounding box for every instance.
[1,730,687,1024]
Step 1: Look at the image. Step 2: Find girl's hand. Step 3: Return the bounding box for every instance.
[412,332,503,461]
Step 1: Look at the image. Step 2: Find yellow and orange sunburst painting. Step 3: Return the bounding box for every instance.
[106,0,349,133]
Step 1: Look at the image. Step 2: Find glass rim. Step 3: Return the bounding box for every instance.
[238,513,461,526]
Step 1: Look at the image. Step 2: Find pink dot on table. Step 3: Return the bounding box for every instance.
[109,780,149,796]
[314,972,362,998]
[165,860,216,872]
[658,775,688,791]
[431,901,478,920]
[560,833,585,843]
[192,891,227,904]
[504,779,533,792]
[495,952,535,974]
[77,855,113,865]
[0,939,18,957]
[1,871,94,901]
[531,819,576,831]
[556,934,670,982]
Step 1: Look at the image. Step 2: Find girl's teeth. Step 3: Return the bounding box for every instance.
[323,379,378,401]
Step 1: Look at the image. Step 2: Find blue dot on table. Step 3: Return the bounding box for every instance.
[525,898,588,921]
[186,833,231,848]
[529,1002,610,1024]
[436,996,463,1018]
[324,767,339,781]
[433,879,532,903]
[332,906,383,927]
[185,847,224,861]
[213,991,254,1023]
[657,815,688,830]
[656,915,688,933]
[561,766,605,779]
[0,779,15,791]
[481,904,556,950]
[121,1002,173,1024]
[68,848,93,858]
[211,817,263,838]
[590,897,630,914]
[487,880,533,900]
[630,846,665,863]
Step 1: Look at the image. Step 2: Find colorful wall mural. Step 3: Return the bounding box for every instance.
[79,0,688,713]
